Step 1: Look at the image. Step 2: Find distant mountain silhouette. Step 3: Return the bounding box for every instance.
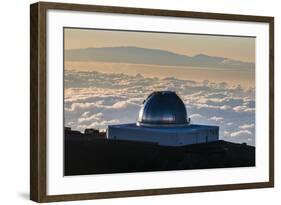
[65,46,254,69]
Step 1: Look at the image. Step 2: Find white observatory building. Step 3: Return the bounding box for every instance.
[107,91,219,146]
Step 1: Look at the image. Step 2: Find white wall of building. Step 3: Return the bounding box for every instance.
[108,124,219,146]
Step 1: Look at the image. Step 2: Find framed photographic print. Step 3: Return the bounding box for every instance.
[30,1,274,202]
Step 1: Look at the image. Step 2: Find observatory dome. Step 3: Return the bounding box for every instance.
[137,91,190,127]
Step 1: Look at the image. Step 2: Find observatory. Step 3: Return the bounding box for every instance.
[107,91,219,146]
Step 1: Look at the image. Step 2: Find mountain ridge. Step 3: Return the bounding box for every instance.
[65,46,254,69]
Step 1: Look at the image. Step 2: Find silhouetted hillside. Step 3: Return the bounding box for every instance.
[64,129,255,176]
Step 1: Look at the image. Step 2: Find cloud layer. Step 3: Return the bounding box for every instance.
[64,70,255,146]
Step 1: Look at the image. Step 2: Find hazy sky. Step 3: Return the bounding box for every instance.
[64,28,256,145]
[64,28,255,63]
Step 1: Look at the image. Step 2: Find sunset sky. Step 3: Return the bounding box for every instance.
[64,27,256,145]
[64,28,255,63]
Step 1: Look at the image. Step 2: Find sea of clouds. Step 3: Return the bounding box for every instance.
[64,70,255,146]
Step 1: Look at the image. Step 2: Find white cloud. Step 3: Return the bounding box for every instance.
[224,131,230,136]
[78,112,103,123]
[111,101,128,109]
[230,130,252,137]
[190,114,202,118]
[209,116,224,122]
[233,106,247,112]
[239,123,254,129]
[66,102,97,112]
[219,105,231,110]
[189,114,207,122]
[89,119,120,127]
[233,105,255,113]
[81,111,90,117]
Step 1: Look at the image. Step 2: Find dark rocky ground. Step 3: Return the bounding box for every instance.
[64,129,255,176]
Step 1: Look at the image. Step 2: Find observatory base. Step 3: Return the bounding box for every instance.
[107,123,219,147]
